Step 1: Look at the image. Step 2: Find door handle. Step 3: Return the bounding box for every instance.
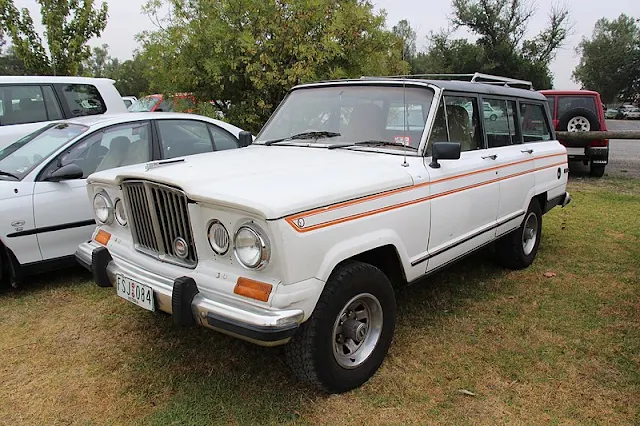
[482,154,498,160]
[521,149,534,154]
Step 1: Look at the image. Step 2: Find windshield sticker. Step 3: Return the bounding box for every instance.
[16,167,29,173]
[394,136,411,145]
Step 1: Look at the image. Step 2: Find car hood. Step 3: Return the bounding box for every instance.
[88,145,415,219]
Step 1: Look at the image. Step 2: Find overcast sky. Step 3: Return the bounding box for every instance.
[11,0,640,89]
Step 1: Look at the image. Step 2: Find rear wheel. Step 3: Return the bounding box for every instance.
[590,163,606,178]
[494,199,542,270]
[284,260,396,393]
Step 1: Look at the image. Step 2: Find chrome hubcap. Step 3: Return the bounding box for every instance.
[522,212,538,256]
[332,293,383,369]
[567,116,590,132]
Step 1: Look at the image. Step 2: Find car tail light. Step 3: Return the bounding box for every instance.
[590,139,608,147]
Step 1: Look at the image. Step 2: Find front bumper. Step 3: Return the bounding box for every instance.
[75,241,304,346]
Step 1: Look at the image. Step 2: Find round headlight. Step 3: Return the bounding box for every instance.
[234,224,270,269]
[93,191,113,224]
[114,199,127,226]
[207,220,229,255]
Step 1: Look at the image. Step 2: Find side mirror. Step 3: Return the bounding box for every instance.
[429,142,461,169]
[45,163,84,181]
[238,131,253,148]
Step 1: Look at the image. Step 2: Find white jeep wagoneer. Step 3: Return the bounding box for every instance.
[76,73,571,393]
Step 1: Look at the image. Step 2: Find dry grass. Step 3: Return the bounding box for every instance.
[0,176,638,425]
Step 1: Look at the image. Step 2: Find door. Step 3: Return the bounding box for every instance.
[424,94,500,273]
[482,98,535,237]
[32,121,152,260]
[0,181,41,264]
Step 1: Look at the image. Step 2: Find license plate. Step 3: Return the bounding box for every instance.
[116,274,155,311]
[566,147,585,156]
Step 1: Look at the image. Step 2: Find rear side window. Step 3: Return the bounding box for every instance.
[485,99,519,147]
[520,103,552,142]
[0,85,62,125]
[557,96,597,118]
[545,96,556,119]
[60,84,107,117]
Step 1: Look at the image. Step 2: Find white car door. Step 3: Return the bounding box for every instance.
[32,121,152,260]
[422,94,500,273]
[0,181,41,264]
[481,97,535,237]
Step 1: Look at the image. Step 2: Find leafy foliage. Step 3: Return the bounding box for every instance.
[137,0,409,133]
[411,0,570,89]
[392,19,417,63]
[0,0,108,75]
[573,14,640,104]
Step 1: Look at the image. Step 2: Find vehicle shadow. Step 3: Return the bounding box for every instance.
[114,247,509,423]
[0,264,92,296]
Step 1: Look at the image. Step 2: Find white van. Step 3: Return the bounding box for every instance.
[0,76,127,150]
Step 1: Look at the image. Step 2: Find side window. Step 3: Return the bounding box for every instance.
[485,99,519,147]
[42,122,151,179]
[520,103,552,142]
[0,85,49,125]
[60,84,107,117]
[427,95,482,153]
[157,119,215,159]
[42,85,63,121]
[208,124,239,150]
[545,96,556,120]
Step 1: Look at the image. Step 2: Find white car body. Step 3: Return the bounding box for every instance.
[0,76,128,150]
[121,96,138,108]
[76,76,570,392]
[0,112,246,285]
[624,107,640,119]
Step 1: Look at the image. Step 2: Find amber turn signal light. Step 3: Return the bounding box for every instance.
[234,277,272,302]
[94,229,111,246]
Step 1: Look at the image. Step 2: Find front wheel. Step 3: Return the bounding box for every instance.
[284,260,397,393]
[490,114,497,121]
[494,199,542,270]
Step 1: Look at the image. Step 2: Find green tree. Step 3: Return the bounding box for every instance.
[81,43,112,77]
[137,0,409,132]
[392,19,417,63]
[108,53,151,97]
[573,14,640,104]
[415,0,570,89]
[0,0,109,75]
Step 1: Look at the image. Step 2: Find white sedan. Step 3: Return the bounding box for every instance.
[0,112,248,287]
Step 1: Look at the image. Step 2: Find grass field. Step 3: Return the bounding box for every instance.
[1,176,639,425]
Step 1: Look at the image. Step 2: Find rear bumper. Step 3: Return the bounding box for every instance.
[563,145,609,163]
[75,241,304,346]
[544,191,571,214]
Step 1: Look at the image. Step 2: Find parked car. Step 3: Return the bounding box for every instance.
[128,93,198,113]
[0,76,128,150]
[77,73,570,393]
[604,107,624,120]
[121,96,138,108]
[0,112,247,288]
[624,106,640,120]
[539,89,608,177]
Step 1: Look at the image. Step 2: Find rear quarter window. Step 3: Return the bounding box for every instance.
[59,84,107,117]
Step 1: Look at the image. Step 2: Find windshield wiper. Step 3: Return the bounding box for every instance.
[327,140,418,151]
[263,131,341,146]
[0,170,19,180]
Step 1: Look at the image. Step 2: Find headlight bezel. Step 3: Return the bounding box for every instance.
[93,190,114,225]
[114,198,127,226]
[233,222,271,270]
[207,220,230,255]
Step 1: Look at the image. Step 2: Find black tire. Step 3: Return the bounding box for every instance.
[558,107,600,132]
[590,163,606,178]
[490,114,497,121]
[284,260,397,394]
[494,199,542,270]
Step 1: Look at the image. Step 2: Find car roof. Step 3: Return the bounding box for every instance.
[538,89,601,97]
[292,77,547,101]
[53,112,236,131]
[0,75,116,85]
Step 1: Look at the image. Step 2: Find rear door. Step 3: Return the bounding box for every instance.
[481,97,535,237]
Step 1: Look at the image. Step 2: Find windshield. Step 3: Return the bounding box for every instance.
[128,96,161,112]
[255,85,435,150]
[0,123,89,180]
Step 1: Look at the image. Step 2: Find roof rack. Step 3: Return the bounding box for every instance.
[359,72,534,90]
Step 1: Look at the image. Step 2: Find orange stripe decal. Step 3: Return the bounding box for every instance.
[285,156,567,233]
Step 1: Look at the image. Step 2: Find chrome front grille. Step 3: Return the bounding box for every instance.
[122,180,197,267]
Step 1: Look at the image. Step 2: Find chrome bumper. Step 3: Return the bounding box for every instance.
[75,241,304,346]
[562,191,571,208]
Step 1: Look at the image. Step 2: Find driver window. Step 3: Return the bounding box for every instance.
[47,122,151,178]
[427,95,483,154]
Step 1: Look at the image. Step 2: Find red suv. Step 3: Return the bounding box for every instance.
[539,90,608,177]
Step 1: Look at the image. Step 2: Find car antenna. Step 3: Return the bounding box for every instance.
[401,77,409,167]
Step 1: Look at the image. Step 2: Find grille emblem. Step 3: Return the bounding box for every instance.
[173,237,189,259]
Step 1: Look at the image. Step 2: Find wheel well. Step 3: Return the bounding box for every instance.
[350,245,406,289]
[534,192,547,214]
[0,240,20,287]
